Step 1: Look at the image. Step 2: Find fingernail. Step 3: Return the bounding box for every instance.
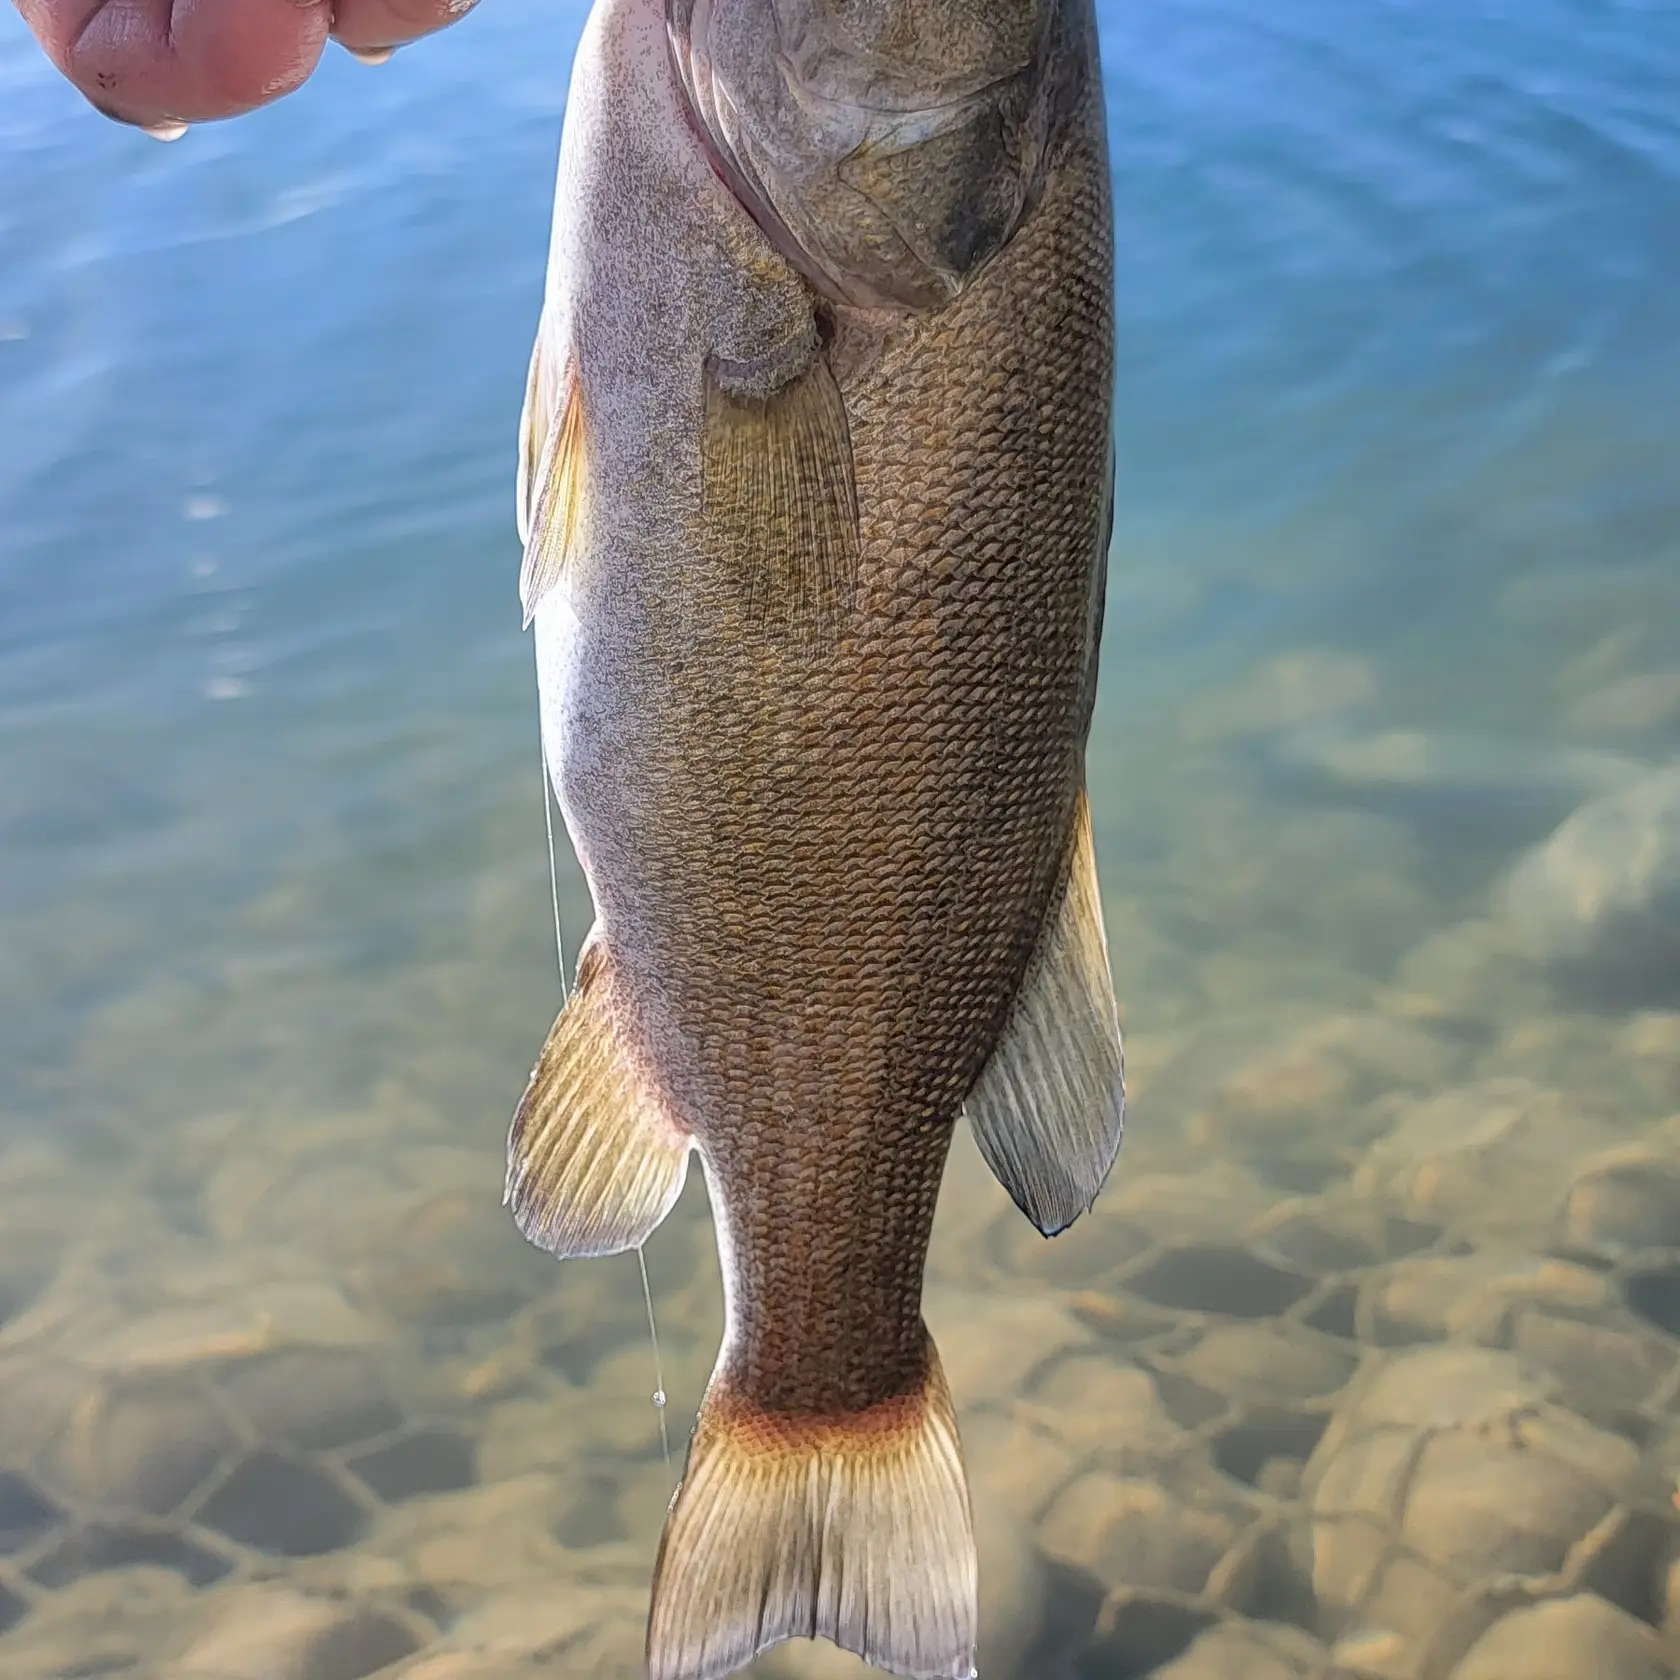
[345,44,396,65]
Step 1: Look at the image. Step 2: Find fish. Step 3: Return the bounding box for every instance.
[504,1,1123,1677]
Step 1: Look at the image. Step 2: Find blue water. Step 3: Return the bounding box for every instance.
[3,0,1678,1118]
[1,0,1678,1672]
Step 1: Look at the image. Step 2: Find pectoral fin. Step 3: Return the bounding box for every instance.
[700,351,859,641]
[518,354,587,629]
[964,790,1125,1236]
[506,937,691,1259]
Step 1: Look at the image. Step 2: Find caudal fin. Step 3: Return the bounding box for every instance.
[647,1340,976,1680]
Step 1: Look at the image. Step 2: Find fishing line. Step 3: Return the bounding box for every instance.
[638,1241,672,1472]
[541,763,568,1003]
[533,649,668,1472]
[534,662,569,1002]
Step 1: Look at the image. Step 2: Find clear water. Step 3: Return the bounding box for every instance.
[1,0,1678,1674]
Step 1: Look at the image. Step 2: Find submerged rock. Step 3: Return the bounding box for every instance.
[1037,1468,1249,1597]
[961,1411,1082,1529]
[1507,1310,1676,1426]
[1501,761,1680,1004]
[172,1584,423,1680]
[969,1494,1048,1679]
[38,1370,239,1517]
[927,1291,1094,1409]
[1017,1352,1187,1469]
[202,1131,555,1330]
[364,1473,583,1607]
[353,1190,558,1329]
[219,1347,403,1453]
[1561,1155,1680,1259]
[1166,1320,1357,1411]
[397,1658,539,1680]
[438,1583,648,1677]
[1352,1078,1625,1246]
[0,1565,200,1673]
[1663,1533,1680,1656]
[6,1252,408,1539]
[1082,1163,1283,1251]
[1357,1250,1614,1346]
[1303,1346,1672,1657]
[1448,1594,1670,1680]
[1151,1619,1331,1680]
[1184,1012,1463,1188]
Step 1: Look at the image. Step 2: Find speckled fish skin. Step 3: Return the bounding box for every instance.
[510,0,1118,1673]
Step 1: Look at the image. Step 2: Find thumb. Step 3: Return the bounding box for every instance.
[13,0,332,131]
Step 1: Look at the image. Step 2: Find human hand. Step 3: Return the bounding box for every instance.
[11,0,479,138]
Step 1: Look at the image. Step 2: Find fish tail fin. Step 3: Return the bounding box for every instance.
[647,1336,977,1680]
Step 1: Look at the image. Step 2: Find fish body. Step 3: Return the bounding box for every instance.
[507,2,1123,1677]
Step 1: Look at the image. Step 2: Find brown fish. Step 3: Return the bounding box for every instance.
[506,1,1122,1676]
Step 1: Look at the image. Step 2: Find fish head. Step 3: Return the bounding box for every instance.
[667,0,1067,310]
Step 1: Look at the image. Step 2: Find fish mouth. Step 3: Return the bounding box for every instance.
[666,0,1065,313]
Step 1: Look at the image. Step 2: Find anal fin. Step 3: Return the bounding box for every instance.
[505,937,691,1259]
[701,349,859,641]
[964,789,1125,1237]
[648,1336,976,1680]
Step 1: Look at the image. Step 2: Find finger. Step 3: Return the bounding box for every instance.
[329,0,480,58]
[14,0,330,129]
